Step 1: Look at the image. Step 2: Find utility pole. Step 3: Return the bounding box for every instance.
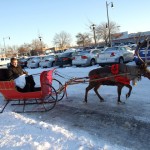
[3,36,10,56]
[91,24,97,46]
[106,1,114,47]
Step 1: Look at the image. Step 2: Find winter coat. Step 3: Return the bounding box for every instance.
[7,64,26,80]
[7,64,36,92]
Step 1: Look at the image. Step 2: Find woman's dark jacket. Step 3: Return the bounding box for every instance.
[7,64,25,80]
[7,64,39,92]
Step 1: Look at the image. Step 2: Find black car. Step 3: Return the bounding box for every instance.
[134,48,150,65]
[55,52,75,67]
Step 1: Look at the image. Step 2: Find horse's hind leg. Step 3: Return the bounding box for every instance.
[84,84,94,103]
[94,84,104,102]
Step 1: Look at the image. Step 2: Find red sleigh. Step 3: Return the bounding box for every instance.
[0,68,65,113]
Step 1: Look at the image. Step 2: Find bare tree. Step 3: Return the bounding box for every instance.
[30,39,46,55]
[53,31,72,50]
[96,21,120,46]
[30,39,44,50]
[18,46,27,56]
[76,32,91,47]
[4,45,19,57]
[15,38,47,56]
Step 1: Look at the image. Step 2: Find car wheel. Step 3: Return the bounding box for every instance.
[51,62,54,67]
[119,58,124,64]
[99,64,105,67]
[136,61,141,66]
[90,59,96,66]
[76,65,81,67]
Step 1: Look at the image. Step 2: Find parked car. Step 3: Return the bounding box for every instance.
[18,57,31,68]
[96,46,134,66]
[128,44,137,50]
[0,57,10,66]
[39,54,56,68]
[55,52,75,67]
[134,48,150,65]
[72,49,101,67]
[27,56,44,68]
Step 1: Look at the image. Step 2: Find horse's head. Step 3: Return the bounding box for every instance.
[136,38,150,79]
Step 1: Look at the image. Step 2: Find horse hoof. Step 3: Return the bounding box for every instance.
[126,94,130,99]
[83,100,87,104]
[118,101,125,105]
[100,99,104,102]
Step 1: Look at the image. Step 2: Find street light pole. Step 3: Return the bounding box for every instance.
[39,36,43,55]
[3,36,10,56]
[106,1,113,47]
[91,24,97,46]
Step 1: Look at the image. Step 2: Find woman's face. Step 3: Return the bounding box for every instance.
[11,60,18,67]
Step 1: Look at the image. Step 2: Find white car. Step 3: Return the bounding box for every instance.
[72,49,101,67]
[39,55,56,68]
[0,57,10,66]
[96,46,134,66]
[27,56,43,68]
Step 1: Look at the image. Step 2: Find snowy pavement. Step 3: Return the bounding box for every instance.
[0,64,150,150]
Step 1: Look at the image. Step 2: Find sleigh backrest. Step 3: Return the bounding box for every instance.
[0,68,9,81]
[40,68,56,97]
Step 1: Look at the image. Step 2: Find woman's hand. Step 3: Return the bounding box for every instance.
[24,71,28,75]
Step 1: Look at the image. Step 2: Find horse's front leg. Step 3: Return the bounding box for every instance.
[117,84,124,104]
[125,84,132,99]
[93,84,104,102]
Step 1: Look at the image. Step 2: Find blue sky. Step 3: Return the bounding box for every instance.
[0,0,150,48]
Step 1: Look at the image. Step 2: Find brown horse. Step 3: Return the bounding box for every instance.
[84,40,150,104]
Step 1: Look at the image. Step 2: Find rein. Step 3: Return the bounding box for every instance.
[54,70,88,80]
[54,71,69,79]
[71,72,131,83]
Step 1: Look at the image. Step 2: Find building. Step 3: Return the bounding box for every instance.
[111,31,150,46]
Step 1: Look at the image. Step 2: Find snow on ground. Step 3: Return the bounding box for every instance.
[0,63,150,150]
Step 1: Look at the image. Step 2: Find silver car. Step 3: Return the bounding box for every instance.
[39,54,56,68]
[27,56,43,68]
[72,49,101,67]
[96,46,134,66]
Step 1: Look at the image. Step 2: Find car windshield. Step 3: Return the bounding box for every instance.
[141,46,150,50]
[59,52,72,57]
[125,46,132,50]
[77,50,90,55]
[31,57,40,60]
[34,57,40,60]
[44,55,55,60]
[105,47,118,52]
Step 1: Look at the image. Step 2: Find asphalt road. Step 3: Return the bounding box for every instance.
[26,100,150,150]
